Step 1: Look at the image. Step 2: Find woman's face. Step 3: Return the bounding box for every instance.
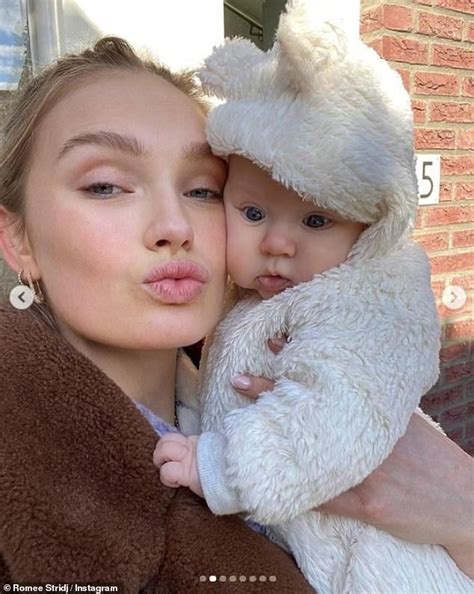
[23,71,227,349]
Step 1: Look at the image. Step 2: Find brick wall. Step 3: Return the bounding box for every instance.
[361,0,473,453]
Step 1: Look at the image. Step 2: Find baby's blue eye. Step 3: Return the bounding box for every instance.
[303,214,330,228]
[243,206,264,222]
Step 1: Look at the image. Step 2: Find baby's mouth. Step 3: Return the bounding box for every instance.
[256,275,293,294]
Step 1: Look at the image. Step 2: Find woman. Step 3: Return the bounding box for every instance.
[0,37,472,588]
[0,37,314,592]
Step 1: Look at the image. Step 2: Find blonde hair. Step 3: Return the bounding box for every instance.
[0,37,208,329]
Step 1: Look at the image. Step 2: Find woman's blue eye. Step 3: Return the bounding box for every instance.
[243,206,264,222]
[186,188,222,200]
[84,183,123,198]
[303,214,330,228]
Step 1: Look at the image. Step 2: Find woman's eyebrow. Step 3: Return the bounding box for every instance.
[181,141,214,161]
[56,131,147,161]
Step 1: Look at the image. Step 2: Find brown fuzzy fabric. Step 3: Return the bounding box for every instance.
[0,306,313,593]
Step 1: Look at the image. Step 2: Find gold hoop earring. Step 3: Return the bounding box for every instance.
[26,272,44,304]
[9,269,35,310]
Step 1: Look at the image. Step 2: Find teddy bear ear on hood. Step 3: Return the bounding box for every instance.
[274,0,348,94]
[199,38,266,100]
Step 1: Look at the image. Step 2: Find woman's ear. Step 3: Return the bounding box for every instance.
[0,207,41,279]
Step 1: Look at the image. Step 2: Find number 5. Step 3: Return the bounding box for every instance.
[420,161,433,199]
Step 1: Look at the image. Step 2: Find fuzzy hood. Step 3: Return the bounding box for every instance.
[199,0,418,259]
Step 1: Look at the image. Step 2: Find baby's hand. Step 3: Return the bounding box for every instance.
[153,433,203,498]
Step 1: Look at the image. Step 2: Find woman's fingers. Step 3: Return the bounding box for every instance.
[230,335,286,399]
[231,375,276,400]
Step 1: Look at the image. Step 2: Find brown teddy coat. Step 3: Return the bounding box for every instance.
[0,305,314,593]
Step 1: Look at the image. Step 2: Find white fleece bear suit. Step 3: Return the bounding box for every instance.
[195,2,474,593]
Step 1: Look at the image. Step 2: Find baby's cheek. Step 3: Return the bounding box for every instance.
[224,212,257,287]
[226,233,242,267]
[226,255,254,289]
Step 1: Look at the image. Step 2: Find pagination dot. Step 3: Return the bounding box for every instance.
[198,573,277,584]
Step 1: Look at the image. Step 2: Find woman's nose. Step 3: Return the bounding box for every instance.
[260,227,296,258]
[144,193,194,253]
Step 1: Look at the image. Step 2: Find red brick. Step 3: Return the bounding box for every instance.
[414,128,455,149]
[452,275,474,292]
[440,182,453,202]
[412,99,427,123]
[441,155,474,176]
[455,182,474,200]
[430,252,473,275]
[466,421,474,439]
[445,319,474,340]
[440,399,474,426]
[382,36,429,64]
[413,231,450,251]
[457,129,474,150]
[436,0,474,13]
[417,12,463,40]
[367,38,383,57]
[467,22,474,42]
[396,68,411,91]
[422,383,464,409]
[446,426,465,442]
[462,77,474,98]
[414,71,459,96]
[430,102,473,123]
[414,208,424,229]
[432,44,474,70]
[360,5,383,34]
[383,5,413,31]
[463,439,474,456]
[440,342,470,363]
[467,380,474,398]
[452,229,474,248]
[425,205,474,225]
[431,280,446,299]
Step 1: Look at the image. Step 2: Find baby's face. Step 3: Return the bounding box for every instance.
[224,155,366,299]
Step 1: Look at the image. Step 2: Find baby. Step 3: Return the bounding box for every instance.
[154,2,473,593]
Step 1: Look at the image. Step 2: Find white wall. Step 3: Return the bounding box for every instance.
[61,0,224,70]
[27,1,359,72]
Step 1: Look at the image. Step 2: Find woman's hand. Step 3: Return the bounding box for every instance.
[231,349,474,578]
[315,413,474,578]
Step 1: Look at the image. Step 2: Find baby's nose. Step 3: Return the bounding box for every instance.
[260,228,296,257]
